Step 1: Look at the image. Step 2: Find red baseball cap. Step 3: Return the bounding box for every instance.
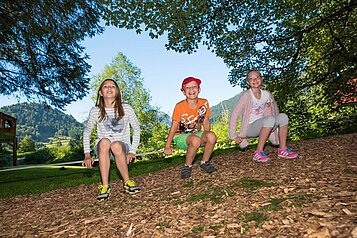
[181,77,201,91]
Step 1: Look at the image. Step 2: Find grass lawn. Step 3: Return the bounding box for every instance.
[0,147,238,199]
[0,156,181,199]
[0,148,239,199]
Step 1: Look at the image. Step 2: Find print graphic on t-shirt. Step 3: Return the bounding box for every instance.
[251,101,265,116]
[179,104,207,133]
[103,115,124,133]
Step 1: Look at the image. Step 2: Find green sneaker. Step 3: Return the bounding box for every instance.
[124,180,141,194]
[97,185,111,201]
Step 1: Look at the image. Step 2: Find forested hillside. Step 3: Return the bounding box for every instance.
[210,93,241,123]
[0,103,83,142]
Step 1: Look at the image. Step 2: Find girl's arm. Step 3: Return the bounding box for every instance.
[82,108,96,168]
[128,105,140,154]
[228,93,245,139]
[268,92,279,115]
[83,108,96,154]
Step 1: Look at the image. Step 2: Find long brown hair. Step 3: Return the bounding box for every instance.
[95,79,124,122]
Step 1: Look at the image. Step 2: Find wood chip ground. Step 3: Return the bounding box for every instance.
[1,133,356,237]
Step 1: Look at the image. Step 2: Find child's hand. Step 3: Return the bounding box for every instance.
[82,154,94,168]
[233,136,243,144]
[126,153,136,164]
[163,147,173,155]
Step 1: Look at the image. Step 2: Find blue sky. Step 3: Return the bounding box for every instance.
[0,26,242,122]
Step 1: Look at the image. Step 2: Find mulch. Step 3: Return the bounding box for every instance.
[0,133,356,238]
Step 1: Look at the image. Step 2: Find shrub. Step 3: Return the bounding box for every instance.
[24,148,55,164]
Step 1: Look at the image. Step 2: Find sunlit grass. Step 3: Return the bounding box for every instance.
[0,153,187,199]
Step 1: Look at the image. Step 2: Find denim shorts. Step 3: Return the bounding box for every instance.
[94,139,129,160]
[173,131,204,150]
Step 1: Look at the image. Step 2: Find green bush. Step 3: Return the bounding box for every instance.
[24,148,55,164]
[0,145,13,167]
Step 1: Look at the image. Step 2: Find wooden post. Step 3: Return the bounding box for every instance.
[13,137,17,166]
[0,112,17,166]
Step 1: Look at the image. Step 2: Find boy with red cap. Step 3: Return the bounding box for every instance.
[164,77,217,179]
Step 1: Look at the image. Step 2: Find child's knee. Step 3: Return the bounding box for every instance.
[206,131,217,143]
[98,138,111,148]
[263,116,276,128]
[110,141,126,154]
[187,135,201,148]
[277,113,289,125]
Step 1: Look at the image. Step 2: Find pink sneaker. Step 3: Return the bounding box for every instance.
[253,150,272,162]
[278,147,299,159]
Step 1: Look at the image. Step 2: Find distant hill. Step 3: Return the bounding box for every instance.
[0,102,83,142]
[210,93,242,123]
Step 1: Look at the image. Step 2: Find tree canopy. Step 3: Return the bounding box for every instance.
[102,0,357,106]
[0,0,103,109]
[18,135,36,152]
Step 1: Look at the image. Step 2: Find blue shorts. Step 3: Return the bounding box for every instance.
[94,140,129,160]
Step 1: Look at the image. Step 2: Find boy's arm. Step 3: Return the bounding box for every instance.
[163,120,179,155]
[203,117,211,131]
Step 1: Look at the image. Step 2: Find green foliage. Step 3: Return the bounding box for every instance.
[210,93,242,123]
[24,148,55,164]
[55,138,84,162]
[18,135,36,152]
[284,86,357,140]
[143,122,169,157]
[211,109,233,149]
[0,102,83,142]
[0,0,104,108]
[0,145,13,167]
[102,0,357,119]
[27,137,84,164]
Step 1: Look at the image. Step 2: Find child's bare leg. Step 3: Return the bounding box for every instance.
[278,124,288,149]
[98,139,111,185]
[257,127,273,150]
[111,141,129,183]
[185,135,201,166]
[200,131,217,162]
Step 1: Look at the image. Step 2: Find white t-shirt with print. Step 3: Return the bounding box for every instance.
[249,89,271,124]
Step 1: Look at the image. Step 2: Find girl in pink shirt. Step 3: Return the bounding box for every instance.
[228,70,299,162]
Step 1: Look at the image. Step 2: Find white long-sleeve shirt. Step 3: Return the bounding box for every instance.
[83,104,140,154]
